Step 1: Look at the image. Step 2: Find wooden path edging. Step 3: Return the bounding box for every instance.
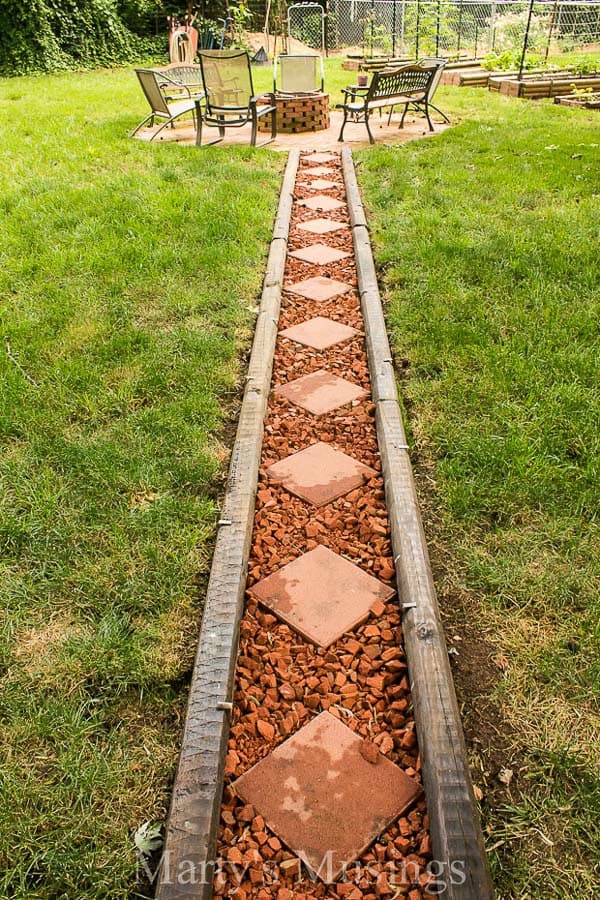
[341,148,494,900]
[156,150,300,900]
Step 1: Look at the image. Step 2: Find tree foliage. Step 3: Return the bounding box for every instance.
[0,0,163,75]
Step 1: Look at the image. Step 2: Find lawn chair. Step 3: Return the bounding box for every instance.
[132,68,199,140]
[195,49,277,147]
[274,54,324,94]
[337,64,438,144]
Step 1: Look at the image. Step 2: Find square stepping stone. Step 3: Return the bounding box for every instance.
[266,441,375,506]
[301,179,340,191]
[299,195,346,212]
[233,711,421,881]
[280,316,357,351]
[303,166,336,177]
[249,545,394,647]
[288,275,352,303]
[305,152,338,163]
[274,369,367,416]
[298,218,348,236]
[289,244,350,266]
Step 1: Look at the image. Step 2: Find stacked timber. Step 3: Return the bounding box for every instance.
[442,66,492,87]
[490,71,600,98]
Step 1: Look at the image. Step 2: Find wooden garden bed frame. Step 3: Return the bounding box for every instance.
[554,91,600,109]
[489,70,600,98]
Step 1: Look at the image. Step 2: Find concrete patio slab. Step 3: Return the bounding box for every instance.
[266,441,375,506]
[288,244,351,265]
[274,369,367,415]
[288,275,352,302]
[280,316,357,350]
[297,218,348,235]
[298,195,346,212]
[233,711,421,881]
[249,544,394,647]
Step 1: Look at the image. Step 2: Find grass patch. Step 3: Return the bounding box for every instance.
[0,68,281,896]
[357,88,599,897]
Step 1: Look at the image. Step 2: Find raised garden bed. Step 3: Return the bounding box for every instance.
[342,55,410,72]
[554,91,600,109]
[489,70,600,98]
[444,66,548,88]
[442,66,492,87]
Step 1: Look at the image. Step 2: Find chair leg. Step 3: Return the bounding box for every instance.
[130,113,153,138]
[400,104,408,129]
[424,100,434,132]
[365,112,375,145]
[250,107,258,147]
[196,117,224,147]
[338,108,348,142]
[387,105,395,126]
[195,113,203,146]
[252,109,277,148]
[150,119,175,142]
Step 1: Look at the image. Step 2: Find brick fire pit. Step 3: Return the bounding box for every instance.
[258,92,330,134]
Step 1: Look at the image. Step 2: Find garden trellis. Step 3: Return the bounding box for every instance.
[324,0,600,61]
[288,1,327,52]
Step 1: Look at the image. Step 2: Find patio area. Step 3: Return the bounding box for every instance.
[132,109,451,152]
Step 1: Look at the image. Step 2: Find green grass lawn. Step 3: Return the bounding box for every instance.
[0,69,281,897]
[357,88,599,898]
[0,58,598,899]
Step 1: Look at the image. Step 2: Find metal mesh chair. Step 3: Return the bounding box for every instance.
[132,68,199,140]
[274,54,324,94]
[337,64,438,143]
[195,49,276,147]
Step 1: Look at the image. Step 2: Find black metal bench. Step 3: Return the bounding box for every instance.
[337,62,446,144]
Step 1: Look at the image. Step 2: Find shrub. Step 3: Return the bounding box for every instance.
[0,0,159,75]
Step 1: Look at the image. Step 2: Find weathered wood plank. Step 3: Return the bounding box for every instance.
[341,147,493,900]
[155,149,299,900]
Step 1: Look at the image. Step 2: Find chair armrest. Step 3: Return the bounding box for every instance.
[157,70,193,98]
[342,86,368,102]
[251,92,276,105]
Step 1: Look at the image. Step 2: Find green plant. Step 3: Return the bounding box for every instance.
[359,15,393,58]
[227,1,252,51]
[484,49,543,72]
[0,0,155,75]
[492,10,548,56]
[196,16,221,50]
[568,54,600,75]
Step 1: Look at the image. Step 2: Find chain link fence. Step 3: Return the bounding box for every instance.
[325,1,600,59]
